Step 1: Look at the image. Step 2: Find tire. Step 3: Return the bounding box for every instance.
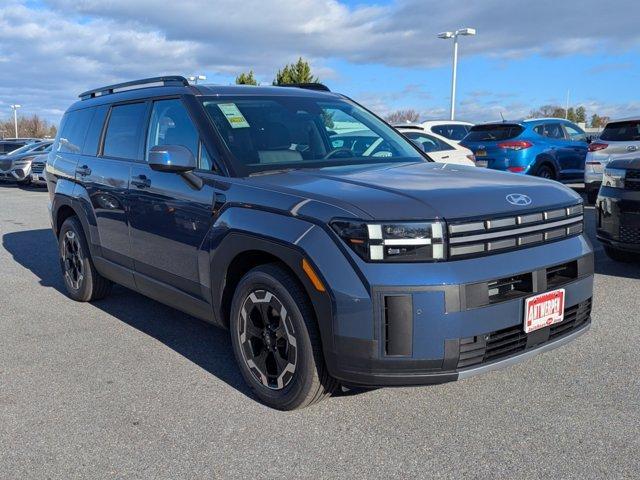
[586,189,598,205]
[604,246,640,263]
[535,164,555,180]
[229,264,338,410]
[58,216,112,302]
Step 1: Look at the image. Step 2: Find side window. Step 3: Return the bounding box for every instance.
[563,124,586,142]
[538,123,565,140]
[103,103,147,160]
[146,99,217,171]
[58,108,95,154]
[146,99,198,159]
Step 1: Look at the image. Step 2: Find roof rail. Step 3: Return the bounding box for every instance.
[79,76,190,100]
[277,83,331,92]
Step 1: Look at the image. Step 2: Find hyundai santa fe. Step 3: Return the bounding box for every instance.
[46,76,594,410]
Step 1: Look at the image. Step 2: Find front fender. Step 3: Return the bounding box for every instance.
[208,207,372,378]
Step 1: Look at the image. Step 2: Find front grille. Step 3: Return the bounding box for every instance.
[31,162,45,174]
[620,225,640,244]
[457,298,591,369]
[448,204,583,259]
[625,170,640,191]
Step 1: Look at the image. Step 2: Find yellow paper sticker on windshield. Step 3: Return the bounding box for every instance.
[218,103,250,129]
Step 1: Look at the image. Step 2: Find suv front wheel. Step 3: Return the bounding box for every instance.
[58,216,112,302]
[229,264,337,410]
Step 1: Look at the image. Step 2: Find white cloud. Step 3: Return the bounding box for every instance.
[0,0,639,123]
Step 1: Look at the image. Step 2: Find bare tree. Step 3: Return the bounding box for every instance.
[0,114,57,138]
[385,109,420,124]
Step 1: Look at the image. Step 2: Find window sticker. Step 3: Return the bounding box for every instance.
[217,103,250,129]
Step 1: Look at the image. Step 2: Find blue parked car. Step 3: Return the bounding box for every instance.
[46,77,593,409]
[461,119,589,182]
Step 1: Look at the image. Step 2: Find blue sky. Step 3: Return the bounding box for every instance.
[1,0,639,125]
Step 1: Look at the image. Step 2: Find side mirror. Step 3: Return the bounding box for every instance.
[148,145,196,173]
[410,139,426,152]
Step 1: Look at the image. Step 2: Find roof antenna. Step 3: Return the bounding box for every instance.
[499,112,505,122]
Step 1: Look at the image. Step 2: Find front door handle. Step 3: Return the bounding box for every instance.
[131,175,151,189]
[76,165,91,176]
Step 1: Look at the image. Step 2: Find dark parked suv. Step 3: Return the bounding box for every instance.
[596,158,640,262]
[47,77,594,409]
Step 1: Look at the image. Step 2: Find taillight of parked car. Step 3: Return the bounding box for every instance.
[507,166,527,173]
[588,142,608,152]
[497,140,533,151]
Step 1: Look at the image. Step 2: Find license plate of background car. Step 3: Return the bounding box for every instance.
[524,289,565,333]
[476,160,488,167]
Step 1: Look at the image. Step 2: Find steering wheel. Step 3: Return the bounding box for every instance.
[322,148,354,160]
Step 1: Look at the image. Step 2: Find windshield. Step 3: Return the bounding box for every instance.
[201,96,425,175]
[600,121,640,141]
[431,124,470,141]
[6,142,36,156]
[463,124,524,142]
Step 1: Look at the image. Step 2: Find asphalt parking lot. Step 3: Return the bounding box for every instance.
[1,184,639,479]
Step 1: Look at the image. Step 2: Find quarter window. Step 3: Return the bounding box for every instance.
[103,103,147,160]
[58,108,95,154]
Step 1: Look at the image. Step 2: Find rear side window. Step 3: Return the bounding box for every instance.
[535,123,565,140]
[464,124,524,142]
[103,103,147,160]
[58,108,95,154]
[431,124,470,141]
[600,121,640,141]
[404,132,454,152]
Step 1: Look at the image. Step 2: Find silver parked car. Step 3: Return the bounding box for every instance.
[0,140,52,186]
[585,118,640,203]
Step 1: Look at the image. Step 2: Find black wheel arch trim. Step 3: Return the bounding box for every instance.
[210,232,337,370]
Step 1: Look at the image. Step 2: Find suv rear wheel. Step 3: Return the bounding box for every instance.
[535,164,555,180]
[229,264,337,410]
[58,216,112,302]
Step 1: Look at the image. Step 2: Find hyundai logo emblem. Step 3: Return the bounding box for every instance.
[506,193,532,206]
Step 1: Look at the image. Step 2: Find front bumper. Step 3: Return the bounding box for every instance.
[323,235,594,387]
[0,163,31,181]
[597,186,640,252]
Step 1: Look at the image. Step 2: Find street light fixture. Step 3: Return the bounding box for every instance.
[187,75,207,85]
[437,27,476,120]
[10,104,21,138]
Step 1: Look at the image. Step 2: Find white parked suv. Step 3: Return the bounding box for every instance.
[419,120,473,143]
[395,125,476,166]
[585,118,640,203]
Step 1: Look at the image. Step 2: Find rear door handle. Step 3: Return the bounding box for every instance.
[131,175,151,189]
[76,165,91,176]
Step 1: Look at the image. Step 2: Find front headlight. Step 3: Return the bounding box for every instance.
[331,220,446,262]
[602,168,626,188]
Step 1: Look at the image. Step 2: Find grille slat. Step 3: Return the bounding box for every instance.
[457,298,591,370]
[619,225,640,244]
[31,162,45,174]
[448,204,584,259]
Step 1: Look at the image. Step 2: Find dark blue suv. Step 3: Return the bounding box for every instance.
[46,77,594,409]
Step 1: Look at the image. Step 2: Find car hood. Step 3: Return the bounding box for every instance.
[248,161,582,220]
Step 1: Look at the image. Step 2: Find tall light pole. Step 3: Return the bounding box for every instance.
[187,75,207,85]
[10,104,21,138]
[437,28,476,120]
